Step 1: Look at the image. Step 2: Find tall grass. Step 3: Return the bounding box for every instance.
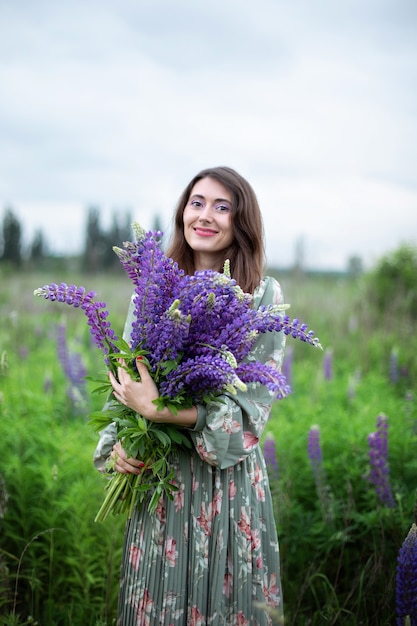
[0,267,416,625]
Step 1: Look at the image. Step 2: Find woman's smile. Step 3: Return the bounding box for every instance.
[193,226,218,237]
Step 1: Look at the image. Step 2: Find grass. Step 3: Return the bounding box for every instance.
[0,266,416,625]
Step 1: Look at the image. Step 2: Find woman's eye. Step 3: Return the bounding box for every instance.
[191,200,203,208]
[216,204,231,213]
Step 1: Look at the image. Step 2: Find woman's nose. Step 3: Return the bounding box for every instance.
[198,205,213,221]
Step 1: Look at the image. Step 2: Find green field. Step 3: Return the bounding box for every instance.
[0,261,416,625]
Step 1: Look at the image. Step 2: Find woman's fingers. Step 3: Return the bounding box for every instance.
[111,441,144,474]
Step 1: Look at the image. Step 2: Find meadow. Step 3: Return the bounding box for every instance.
[0,255,416,625]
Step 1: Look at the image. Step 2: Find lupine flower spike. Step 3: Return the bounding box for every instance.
[308,425,333,522]
[34,283,119,366]
[390,347,399,384]
[396,522,417,625]
[56,324,88,409]
[263,433,279,481]
[366,413,396,508]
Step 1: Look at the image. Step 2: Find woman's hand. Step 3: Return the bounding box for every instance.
[110,441,144,474]
[108,357,198,427]
[108,357,160,420]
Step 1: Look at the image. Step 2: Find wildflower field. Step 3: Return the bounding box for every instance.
[0,251,416,625]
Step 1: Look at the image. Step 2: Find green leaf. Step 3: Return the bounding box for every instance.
[165,425,190,446]
[88,411,115,431]
[148,487,163,513]
[153,430,172,447]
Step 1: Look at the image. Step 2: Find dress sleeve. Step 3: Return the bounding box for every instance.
[93,421,117,472]
[188,277,286,469]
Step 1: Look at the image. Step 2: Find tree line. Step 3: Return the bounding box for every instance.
[1,205,367,276]
[0,206,163,273]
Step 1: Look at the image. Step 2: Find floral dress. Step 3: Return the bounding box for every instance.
[93,276,286,626]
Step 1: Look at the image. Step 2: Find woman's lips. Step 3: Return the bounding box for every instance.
[194,227,218,237]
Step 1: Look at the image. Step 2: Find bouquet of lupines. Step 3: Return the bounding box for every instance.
[34,223,321,520]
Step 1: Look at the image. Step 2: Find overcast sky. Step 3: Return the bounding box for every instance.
[1,0,416,270]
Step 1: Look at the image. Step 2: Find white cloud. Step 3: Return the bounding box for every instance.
[0,0,416,270]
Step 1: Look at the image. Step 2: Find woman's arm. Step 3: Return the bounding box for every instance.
[108,357,198,427]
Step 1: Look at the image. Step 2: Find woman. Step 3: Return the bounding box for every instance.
[94,166,286,625]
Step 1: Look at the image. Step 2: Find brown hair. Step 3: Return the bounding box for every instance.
[166,166,265,294]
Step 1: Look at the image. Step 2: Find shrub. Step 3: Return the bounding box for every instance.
[366,244,417,320]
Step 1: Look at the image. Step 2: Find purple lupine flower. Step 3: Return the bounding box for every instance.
[308,425,323,484]
[279,315,321,348]
[282,345,293,389]
[146,301,191,374]
[323,348,333,381]
[308,425,333,521]
[263,433,279,481]
[366,413,396,508]
[0,473,8,519]
[34,283,119,364]
[236,361,291,399]
[396,523,417,625]
[56,324,88,408]
[158,353,244,401]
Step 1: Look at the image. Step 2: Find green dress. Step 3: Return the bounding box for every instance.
[93,276,286,625]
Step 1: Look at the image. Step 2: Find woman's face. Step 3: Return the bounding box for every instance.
[183,176,234,271]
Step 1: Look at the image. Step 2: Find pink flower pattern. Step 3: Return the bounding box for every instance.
[165,536,178,567]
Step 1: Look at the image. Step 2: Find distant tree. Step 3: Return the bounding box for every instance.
[82,206,106,273]
[30,229,47,262]
[293,236,305,275]
[152,214,163,233]
[366,243,417,319]
[1,207,22,266]
[103,209,133,268]
[347,255,363,277]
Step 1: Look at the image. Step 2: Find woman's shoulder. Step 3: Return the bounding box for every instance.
[253,275,285,307]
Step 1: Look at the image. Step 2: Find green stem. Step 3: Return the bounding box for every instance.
[94,472,130,522]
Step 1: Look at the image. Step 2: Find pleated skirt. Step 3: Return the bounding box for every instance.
[117,447,283,625]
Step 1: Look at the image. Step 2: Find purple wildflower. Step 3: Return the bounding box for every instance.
[56,324,88,408]
[143,301,190,374]
[113,228,184,352]
[34,283,119,364]
[308,425,323,484]
[396,523,417,625]
[263,433,279,481]
[282,345,293,389]
[308,425,333,521]
[0,473,8,519]
[236,362,291,399]
[158,353,244,401]
[366,413,396,508]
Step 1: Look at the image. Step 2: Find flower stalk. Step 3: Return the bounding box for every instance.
[365,413,395,508]
[396,522,417,625]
